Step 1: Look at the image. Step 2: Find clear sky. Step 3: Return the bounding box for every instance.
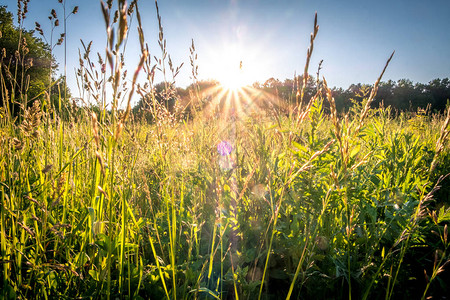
[3,0,450,102]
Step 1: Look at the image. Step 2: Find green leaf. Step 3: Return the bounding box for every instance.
[190,287,220,299]
[437,206,450,223]
[292,141,307,154]
[350,144,361,159]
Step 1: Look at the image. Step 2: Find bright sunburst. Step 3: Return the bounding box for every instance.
[219,60,245,90]
[208,44,259,91]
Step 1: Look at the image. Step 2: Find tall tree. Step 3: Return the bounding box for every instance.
[0,5,55,117]
[426,78,450,112]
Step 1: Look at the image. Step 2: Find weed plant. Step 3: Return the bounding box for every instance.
[1,1,450,299]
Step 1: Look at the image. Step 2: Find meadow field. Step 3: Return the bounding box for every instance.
[1,1,450,299]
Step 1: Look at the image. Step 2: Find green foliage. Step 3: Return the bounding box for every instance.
[0,5,54,115]
[2,91,449,299]
[1,2,450,300]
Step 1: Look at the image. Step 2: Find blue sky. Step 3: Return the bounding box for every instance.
[3,0,450,102]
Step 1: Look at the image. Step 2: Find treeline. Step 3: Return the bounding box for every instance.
[251,76,450,113]
[133,76,450,121]
[334,78,450,113]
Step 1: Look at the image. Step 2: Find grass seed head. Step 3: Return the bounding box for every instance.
[444,224,448,245]
[21,101,42,138]
[12,137,23,150]
[115,121,124,141]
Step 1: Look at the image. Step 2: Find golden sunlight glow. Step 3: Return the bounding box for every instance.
[219,60,244,90]
[198,40,278,119]
[209,44,259,91]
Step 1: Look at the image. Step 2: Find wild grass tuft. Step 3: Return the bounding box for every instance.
[0,1,449,299]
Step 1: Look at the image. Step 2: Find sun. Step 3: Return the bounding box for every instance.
[219,60,245,90]
[207,44,259,91]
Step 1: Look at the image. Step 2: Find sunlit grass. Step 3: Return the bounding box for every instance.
[1,1,450,299]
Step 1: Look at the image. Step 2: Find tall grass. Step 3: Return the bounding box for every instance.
[1,1,450,299]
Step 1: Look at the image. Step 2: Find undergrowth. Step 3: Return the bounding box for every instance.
[1,1,450,299]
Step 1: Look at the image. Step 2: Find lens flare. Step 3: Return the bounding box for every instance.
[217,140,233,156]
